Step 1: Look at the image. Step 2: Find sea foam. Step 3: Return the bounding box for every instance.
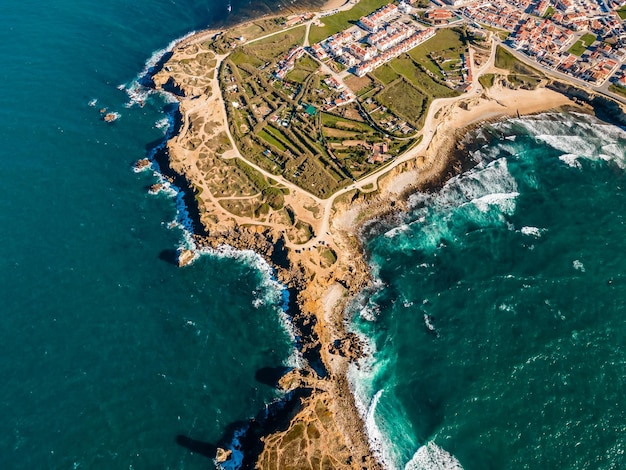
[405,442,464,470]
[122,31,196,108]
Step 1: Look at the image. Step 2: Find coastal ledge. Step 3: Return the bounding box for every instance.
[138,0,626,468]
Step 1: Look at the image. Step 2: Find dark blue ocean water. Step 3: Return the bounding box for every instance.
[350,113,626,470]
[0,1,304,468]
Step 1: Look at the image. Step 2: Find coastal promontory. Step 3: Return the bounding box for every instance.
[144,0,626,467]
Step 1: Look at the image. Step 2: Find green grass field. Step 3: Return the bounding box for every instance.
[408,28,466,79]
[376,79,427,128]
[309,0,390,44]
[258,129,287,152]
[230,50,264,68]
[371,64,400,85]
[321,113,376,133]
[478,73,495,89]
[495,46,543,78]
[617,6,626,20]
[568,33,596,56]
[389,55,458,99]
[245,26,306,61]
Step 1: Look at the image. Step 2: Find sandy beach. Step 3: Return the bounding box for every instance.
[322,0,353,10]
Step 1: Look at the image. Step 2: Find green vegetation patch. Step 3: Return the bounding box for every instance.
[265,125,299,152]
[318,247,337,267]
[407,28,467,81]
[390,55,459,99]
[376,79,427,128]
[245,26,306,61]
[371,64,401,85]
[568,33,596,56]
[480,24,510,41]
[609,84,626,99]
[230,50,264,68]
[478,73,495,89]
[285,68,311,83]
[617,6,626,20]
[507,74,541,89]
[309,0,391,44]
[321,112,377,134]
[285,55,320,83]
[543,6,555,17]
[262,187,285,210]
[233,158,269,191]
[495,46,543,78]
[258,129,287,152]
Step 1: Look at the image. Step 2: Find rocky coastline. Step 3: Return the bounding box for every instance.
[133,2,626,467]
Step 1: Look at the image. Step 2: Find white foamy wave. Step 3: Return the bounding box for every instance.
[471,191,519,213]
[405,158,519,251]
[405,442,464,470]
[437,158,518,210]
[142,31,195,77]
[559,154,582,168]
[520,226,544,238]
[124,81,151,108]
[573,259,585,272]
[122,30,196,107]
[359,302,381,322]
[154,117,169,131]
[385,223,410,238]
[348,358,404,469]
[536,134,596,158]
[509,112,626,169]
[88,98,97,107]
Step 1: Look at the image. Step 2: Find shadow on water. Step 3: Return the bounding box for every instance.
[176,386,313,468]
[176,434,217,459]
[158,249,179,265]
[255,366,292,388]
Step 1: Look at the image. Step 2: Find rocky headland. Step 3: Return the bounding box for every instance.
[136,1,623,467]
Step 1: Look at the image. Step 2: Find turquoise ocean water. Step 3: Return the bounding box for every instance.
[350,112,626,469]
[0,1,315,468]
[3,1,626,469]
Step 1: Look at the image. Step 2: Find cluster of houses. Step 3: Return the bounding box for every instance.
[461,1,525,31]
[275,46,305,80]
[459,0,626,86]
[309,2,436,77]
[558,44,621,84]
[321,76,357,108]
[512,17,574,54]
[355,28,436,76]
[359,3,401,33]
[283,13,313,28]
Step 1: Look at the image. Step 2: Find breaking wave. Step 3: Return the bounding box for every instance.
[405,443,464,470]
[121,31,196,108]
[349,111,626,470]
